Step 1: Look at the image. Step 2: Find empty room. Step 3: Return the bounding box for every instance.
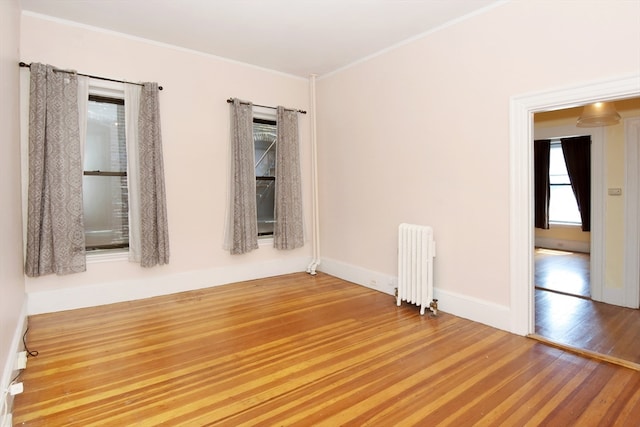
[1,0,640,425]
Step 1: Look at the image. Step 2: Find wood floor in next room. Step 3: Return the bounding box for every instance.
[534,248,640,366]
[13,273,640,426]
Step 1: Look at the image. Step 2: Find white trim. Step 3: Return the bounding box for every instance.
[88,79,124,97]
[252,106,276,121]
[603,285,625,308]
[509,93,534,336]
[258,236,275,246]
[27,256,311,314]
[320,1,510,80]
[534,237,590,254]
[306,74,321,275]
[319,257,511,331]
[318,258,396,295]
[433,288,511,332]
[624,117,640,308]
[1,300,28,423]
[21,11,309,82]
[510,74,640,336]
[590,128,607,303]
[86,250,128,263]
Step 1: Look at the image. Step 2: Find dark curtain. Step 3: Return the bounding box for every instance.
[561,135,591,232]
[534,139,551,229]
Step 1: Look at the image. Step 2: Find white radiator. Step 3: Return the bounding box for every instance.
[397,223,437,315]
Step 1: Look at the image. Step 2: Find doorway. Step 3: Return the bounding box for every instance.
[531,101,640,364]
[509,75,640,364]
[532,111,611,360]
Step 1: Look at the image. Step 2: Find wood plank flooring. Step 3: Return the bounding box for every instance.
[535,289,640,366]
[13,273,640,426]
[534,248,590,298]
[534,248,640,366]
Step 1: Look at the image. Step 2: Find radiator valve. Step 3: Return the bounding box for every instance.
[429,299,439,315]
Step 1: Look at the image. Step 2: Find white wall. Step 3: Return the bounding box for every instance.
[0,0,28,416]
[20,13,314,314]
[316,0,640,330]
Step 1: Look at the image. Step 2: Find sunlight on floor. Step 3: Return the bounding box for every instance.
[540,292,585,330]
[541,271,588,296]
[536,248,574,256]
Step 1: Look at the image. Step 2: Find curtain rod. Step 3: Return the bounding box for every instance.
[19,62,163,91]
[226,98,306,114]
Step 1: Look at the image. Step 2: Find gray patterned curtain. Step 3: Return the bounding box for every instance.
[25,63,86,277]
[138,83,170,266]
[274,106,304,250]
[225,99,258,254]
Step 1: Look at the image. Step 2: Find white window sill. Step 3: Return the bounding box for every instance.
[549,222,583,229]
[86,250,129,264]
[258,236,274,247]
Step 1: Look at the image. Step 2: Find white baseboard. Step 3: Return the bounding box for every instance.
[27,257,312,315]
[432,288,512,332]
[318,258,397,295]
[319,257,512,332]
[535,237,590,253]
[27,255,514,333]
[1,300,28,423]
[600,286,625,307]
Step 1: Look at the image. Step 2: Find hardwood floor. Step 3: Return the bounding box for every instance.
[535,290,640,367]
[534,248,590,298]
[13,273,640,426]
[534,248,640,367]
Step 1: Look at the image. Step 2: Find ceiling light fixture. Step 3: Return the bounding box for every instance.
[576,101,621,127]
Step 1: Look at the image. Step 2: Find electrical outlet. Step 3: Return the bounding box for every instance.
[9,382,23,396]
[14,351,27,370]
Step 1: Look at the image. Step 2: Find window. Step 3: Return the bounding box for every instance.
[549,141,581,224]
[254,118,277,236]
[83,95,129,251]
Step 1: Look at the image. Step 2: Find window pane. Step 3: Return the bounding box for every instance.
[254,121,276,177]
[85,100,127,172]
[83,175,129,248]
[548,143,582,224]
[256,179,275,236]
[254,120,276,235]
[549,145,570,184]
[549,185,582,224]
[84,97,128,250]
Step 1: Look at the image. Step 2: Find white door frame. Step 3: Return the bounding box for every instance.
[509,74,640,336]
[624,117,640,309]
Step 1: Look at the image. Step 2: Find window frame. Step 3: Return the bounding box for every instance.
[83,85,130,256]
[548,140,582,227]
[253,113,277,239]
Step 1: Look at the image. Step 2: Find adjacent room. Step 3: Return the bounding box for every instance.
[533,99,640,365]
[2,0,639,425]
